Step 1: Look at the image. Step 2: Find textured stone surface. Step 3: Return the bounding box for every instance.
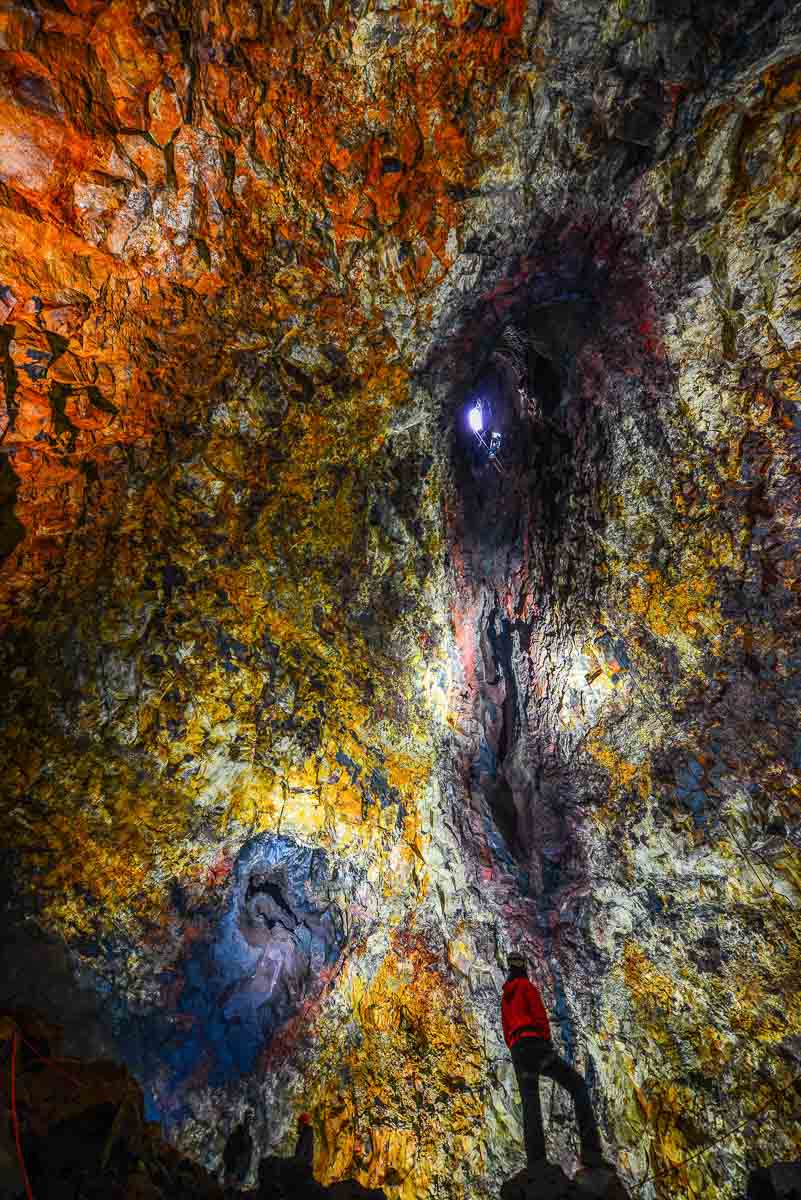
[0,2,800,1199]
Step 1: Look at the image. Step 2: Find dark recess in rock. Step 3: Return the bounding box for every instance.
[0,457,25,562]
[747,1162,801,1200]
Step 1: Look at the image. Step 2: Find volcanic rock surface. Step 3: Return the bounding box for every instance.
[1,1,801,1198]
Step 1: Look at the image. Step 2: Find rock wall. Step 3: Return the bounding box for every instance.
[1,2,801,1198]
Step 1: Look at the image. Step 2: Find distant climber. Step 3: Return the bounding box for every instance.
[223,1115,253,1183]
[467,398,506,475]
[257,1112,318,1196]
[258,1110,388,1199]
[502,951,606,1169]
[296,1111,314,1166]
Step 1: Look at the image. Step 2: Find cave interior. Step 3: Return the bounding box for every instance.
[1,1,801,1199]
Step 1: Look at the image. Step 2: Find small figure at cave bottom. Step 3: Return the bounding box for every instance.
[502,950,607,1170]
[296,1111,314,1166]
[223,1114,253,1183]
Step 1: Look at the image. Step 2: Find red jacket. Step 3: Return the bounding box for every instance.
[502,976,551,1047]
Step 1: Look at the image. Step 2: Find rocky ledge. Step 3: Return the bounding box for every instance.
[501,1163,630,1200]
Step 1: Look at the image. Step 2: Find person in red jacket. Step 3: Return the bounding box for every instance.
[502,950,605,1169]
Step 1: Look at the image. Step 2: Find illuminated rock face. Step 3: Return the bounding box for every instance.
[114,834,347,1118]
[1,2,801,1199]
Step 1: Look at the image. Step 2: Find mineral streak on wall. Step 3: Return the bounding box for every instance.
[1,1,801,1198]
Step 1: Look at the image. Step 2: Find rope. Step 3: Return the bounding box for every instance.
[16,1033,83,1090]
[2,1024,102,1200]
[630,1068,801,1196]
[11,1031,34,1200]
[723,823,801,952]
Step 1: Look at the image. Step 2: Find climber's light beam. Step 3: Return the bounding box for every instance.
[468,403,483,433]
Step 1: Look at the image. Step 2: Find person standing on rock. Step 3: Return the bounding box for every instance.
[502,950,606,1169]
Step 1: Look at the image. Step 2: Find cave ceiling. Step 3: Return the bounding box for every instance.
[1,0,801,1197]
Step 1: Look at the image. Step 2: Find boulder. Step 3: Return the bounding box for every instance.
[501,1164,576,1200]
[573,1166,631,1199]
[500,1163,630,1199]
[748,1163,801,1200]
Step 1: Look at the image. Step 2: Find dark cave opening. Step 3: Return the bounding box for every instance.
[528,351,562,419]
[444,316,579,872]
[436,232,634,893]
[245,872,299,932]
[446,297,583,590]
[438,221,649,623]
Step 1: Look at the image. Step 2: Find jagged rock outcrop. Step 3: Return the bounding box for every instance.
[747,1164,801,1200]
[0,1,800,1198]
[501,1163,630,1200]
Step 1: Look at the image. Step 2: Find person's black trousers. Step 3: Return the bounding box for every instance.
[510,1036,602,1165]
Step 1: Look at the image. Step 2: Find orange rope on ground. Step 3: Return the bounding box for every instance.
[11,1031,34,1200]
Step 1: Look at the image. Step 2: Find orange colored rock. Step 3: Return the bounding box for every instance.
[0,0,523,625]
[9,325,52,388]
[119,134,167,189]
[89,0,165,128]
[40,304,87,339]
[0,108,65,199]
[8,387,51,442]
[147,82,183,147]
